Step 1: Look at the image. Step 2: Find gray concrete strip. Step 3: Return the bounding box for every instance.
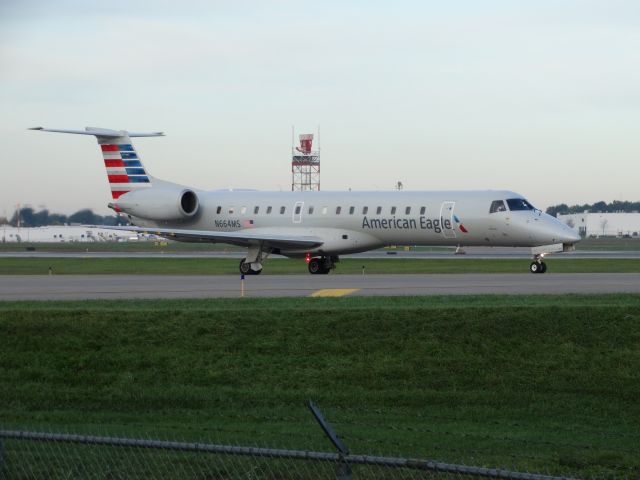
[2,250,640,259]
[1,273,639,300]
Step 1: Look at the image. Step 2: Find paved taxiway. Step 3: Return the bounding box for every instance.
[1,273,639,300]
[1,249,640,259]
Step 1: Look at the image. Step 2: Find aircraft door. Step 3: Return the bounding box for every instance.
[440,201,457,239]
[293,201,304,224]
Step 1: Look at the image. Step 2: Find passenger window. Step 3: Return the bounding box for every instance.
[391,206,396,214]
[229,207,235,214]
[362,206,368,214]
[405,206,411,215]
[295,205,301,215]
[489,200,507,213]
[308,206,314,214]
[254,206,259,214]
[376,206,382,215]
[241,206,247,214]
[267,206,272,214]
[280,206,286,214]
[216,206,222,214]
[336,206,342,215]
[349,206,355,214]
[420,206,426,215]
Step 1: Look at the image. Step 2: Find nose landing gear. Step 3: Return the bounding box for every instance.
[529,254,547,274]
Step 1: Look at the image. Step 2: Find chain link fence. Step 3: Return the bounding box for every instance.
[0,428,579,480]
[0,402,583,480]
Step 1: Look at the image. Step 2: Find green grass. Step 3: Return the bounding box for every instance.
[1,257,640,274]
[0,240,244,252]
[1,295,640,478]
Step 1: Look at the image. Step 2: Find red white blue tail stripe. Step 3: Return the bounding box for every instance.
[101,143,152,199]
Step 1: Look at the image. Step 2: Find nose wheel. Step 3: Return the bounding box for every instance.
[529,260,547,274]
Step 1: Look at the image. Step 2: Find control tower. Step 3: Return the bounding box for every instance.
[291,132,320,191]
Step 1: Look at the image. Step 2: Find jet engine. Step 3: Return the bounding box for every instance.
[114,187,199,221]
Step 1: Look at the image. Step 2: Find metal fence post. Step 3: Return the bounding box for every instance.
[307,400,352,480]
[0,437,4,477]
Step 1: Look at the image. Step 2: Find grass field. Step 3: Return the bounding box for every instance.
[1,257,640,275]
[1,295,639,477]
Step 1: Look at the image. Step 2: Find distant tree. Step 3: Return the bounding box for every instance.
[10,207,35,227]
[592,201,607,212]
[32,209,50,226]
[9,207,119,227]
[546,200,640,217]
[68,209,100,225]
[546,203,569,217]
[48,213,68,225]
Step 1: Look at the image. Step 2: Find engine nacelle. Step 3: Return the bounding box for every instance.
[114,188,199,221]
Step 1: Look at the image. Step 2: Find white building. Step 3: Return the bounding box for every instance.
[557,212,640,238]
[0,225,145,243]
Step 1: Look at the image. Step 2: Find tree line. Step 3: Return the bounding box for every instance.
[546,200,640,217]
[4,208,124,227]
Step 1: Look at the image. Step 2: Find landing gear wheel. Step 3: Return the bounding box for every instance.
[308,257,334,274]
[529,261,547,274]
[308,258,324,275]
[239,259,253,275]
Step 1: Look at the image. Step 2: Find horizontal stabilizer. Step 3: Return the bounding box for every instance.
[29,127,164,137]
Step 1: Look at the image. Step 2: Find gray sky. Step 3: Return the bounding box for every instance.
[1,0,639,216]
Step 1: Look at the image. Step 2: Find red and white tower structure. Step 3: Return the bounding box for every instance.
[291,131,320,191]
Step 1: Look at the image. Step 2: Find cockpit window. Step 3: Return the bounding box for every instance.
[489,200,507,213]
[506,198,535,211]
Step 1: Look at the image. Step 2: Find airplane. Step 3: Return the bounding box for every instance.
[31,127,581,275]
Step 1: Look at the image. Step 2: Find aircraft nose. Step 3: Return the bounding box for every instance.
[537,214,581,244]
[566,229,581,243]
[555,220,581,244]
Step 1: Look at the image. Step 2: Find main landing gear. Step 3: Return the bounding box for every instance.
[308,256,338,275]
[239,258,262,275]
[529,255,547,274]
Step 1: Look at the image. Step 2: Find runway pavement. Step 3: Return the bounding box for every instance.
[1,273,639,300]
[1,249,640,259]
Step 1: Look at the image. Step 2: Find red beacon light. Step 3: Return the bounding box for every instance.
[305,253,311,264]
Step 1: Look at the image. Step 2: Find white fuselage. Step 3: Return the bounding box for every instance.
[131,189,580,257]
[32,126,582,273]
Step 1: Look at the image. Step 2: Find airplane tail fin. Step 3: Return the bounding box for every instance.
[30,127,163,200]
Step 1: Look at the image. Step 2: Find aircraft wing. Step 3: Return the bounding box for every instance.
[100,225,324,250]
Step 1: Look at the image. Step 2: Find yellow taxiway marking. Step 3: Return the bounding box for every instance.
[309,288,360,297]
